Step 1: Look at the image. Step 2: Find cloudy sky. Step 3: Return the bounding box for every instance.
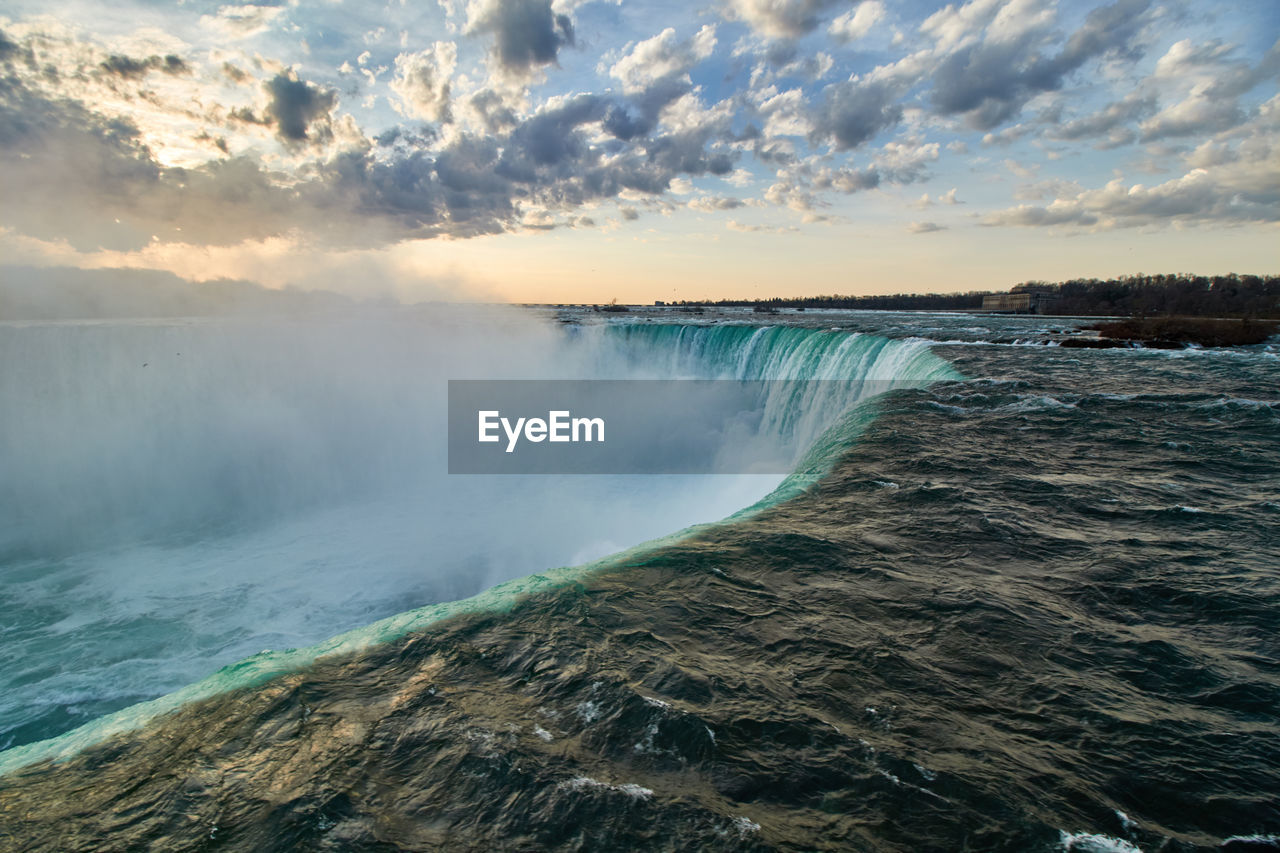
[0,0,1276,302]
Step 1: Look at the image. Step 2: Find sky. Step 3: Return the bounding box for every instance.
[0,0,1276,303]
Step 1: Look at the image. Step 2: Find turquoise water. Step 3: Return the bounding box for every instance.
[0,316,953,773]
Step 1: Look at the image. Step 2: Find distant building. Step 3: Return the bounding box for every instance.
[982,291,1059,314]
[654,300,666,306]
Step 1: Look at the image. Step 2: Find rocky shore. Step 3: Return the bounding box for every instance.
[1060,318,1279,349]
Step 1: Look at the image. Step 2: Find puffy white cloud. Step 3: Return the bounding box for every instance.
[756,86,812,138]
[984,127,1280,229]
[609,25,716,94]
[812,165,880,193]
[1139,40,1279,141]
[725,0,843,40]
[0,0,1274,257]
[688,195,747,212]
[1153,38,1237,80]
[913,187,960,207]
[919,0,1005,54]
[828,1,885,43]
[873,139,940,182]
[0,23,752,250]
[389,42,458,122]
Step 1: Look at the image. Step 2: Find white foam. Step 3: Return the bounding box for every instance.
[559,776,653,799]
[997,394,1078,412]
[1059,831,1143,852]
[575,701,603,724]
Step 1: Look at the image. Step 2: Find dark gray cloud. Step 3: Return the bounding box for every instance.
[195,131,230,154]
[466,89,519,134]
[2,0,1272,259]
[263,72,338,144]
[0,28,36,70]
[431,135,517,230]
[813,166,880,192]
[229,105,273,127]
[0,29,22,59]
[468,0,575,77]
[498,93,606,174]
[800,139,936,200]
[1057,0,1150,68]
[983,204,1098,227]
[99,53,189,79]
[1049,93,1155,144]
[222,61,252,84]
[981,26,1270,149]
[479,81,736,202]
[764,135,937,211]
[321,148,459,237]
[0,53,743,250]
[374,126,439,150]
[1138,97,1246,141]
[0,73,363,249]
[602,75,691,141]
[750,137,798,164]
[810,78,903,150]
[764,40,799,66]
[931,0,1152,130]
[931,42,1061,130]
[648,129,735,177]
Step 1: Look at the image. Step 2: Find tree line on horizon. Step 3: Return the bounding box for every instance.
[676,273,1280,318]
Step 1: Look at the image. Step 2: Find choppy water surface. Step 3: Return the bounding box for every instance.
[1,309,1277,852]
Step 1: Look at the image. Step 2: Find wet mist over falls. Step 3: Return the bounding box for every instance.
[0,309,948,752]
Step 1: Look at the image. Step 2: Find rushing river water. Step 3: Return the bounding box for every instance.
[1,308,1277,852]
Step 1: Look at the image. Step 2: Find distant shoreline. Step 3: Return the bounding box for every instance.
[558,304,1280,350]
[645,273,1280,320]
